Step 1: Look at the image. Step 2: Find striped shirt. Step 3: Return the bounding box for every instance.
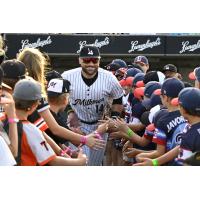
[62,67,123,123]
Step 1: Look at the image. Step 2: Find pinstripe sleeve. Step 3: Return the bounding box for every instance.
[109,74,124,99]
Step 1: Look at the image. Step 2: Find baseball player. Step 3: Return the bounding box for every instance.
[62,45,124,166]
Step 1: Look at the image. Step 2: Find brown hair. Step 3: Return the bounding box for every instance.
[2,78,18,89]
[47,93,68,105]
[14,98,39,111]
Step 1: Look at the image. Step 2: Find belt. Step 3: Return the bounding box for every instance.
[80,119,98,125]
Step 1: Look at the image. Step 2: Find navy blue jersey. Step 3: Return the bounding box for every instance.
[128,93,140,107]
[177,122,200,163]
[153,110,188,151]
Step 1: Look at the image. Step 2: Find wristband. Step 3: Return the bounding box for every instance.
[152,159,159,166]
[60,147,72,156]
[8,118,19,123]
[127,128,134,138]
[80,136,87,145]
[94,131,102,139]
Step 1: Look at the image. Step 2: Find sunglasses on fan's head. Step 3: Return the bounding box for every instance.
[82,58,99,64]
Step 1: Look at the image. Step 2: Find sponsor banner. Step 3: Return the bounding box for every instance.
[5,34,165,58]
[166,36,200,55]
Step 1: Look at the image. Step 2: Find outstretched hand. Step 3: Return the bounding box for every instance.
[133,157,153,166]
[86,133,106,150]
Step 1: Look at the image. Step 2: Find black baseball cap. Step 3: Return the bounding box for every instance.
[79,45,100,58]
[0,65,12,90]
[1,59,26,79]
[162,64,177,73]
[45,70,62,83]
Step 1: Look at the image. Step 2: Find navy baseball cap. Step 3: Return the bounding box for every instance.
[143,71,165,84]
[162,64,177,73]
[134,56,149,65]
[144,81,162,98]
[106,59,127,72]
[125,68,142,78]
[161,78,184,98]
[150,93,162,108]
[142,91,162,110]
[132,102,147,119]
[173,88,200,113]
[132,72,145,87]
[189,66,200,82]
[115,67,127,78]
[79,45,100,58]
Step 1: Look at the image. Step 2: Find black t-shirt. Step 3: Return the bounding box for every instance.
[45,110,69,146]
[28,97,49,131]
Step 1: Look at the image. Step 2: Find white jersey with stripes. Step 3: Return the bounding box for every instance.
[62,67,123,123]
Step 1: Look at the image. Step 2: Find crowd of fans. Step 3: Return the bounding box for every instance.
[0,34,200,166]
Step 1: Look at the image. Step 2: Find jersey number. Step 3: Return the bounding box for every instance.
[96,104,104,113]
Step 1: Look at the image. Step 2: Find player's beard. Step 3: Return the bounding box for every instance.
[82,66,98,77]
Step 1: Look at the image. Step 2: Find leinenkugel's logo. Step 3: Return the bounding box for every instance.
[77,37,110,53]
[179,40,200,54]
[19,36,52,52]
[128,37,161,53]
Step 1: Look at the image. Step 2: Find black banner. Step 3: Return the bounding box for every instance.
[166,36,200,55]
[4,34,165,59]
[4,34,200,59]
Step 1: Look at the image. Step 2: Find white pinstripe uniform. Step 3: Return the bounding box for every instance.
[62,67,123,165]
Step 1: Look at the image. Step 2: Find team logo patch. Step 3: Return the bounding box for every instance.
[88,48,94,55]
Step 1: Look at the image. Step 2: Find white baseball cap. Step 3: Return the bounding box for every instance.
[47,78,70,97]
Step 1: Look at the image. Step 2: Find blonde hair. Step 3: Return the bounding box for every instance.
[0,35,5,59]
[17,48,49,96]
[0,35,4,49]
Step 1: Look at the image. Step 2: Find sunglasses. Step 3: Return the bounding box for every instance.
[82,58,99,64]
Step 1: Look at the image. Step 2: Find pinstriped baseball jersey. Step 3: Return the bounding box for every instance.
[62,67,123,123]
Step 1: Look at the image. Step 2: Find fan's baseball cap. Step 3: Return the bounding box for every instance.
[13,79,42,100]
[1,59,26,79]
[134,56,149,65]
[144,81,162,98]
[47,78,70,97]
[125,68,142,78]
[188,66,200,82]
[45,70,62,83]
[172,87,200,113]
[0,66,12,90]
[143,71,165,84]
[156,78,185,106]
[162,64,177,73]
